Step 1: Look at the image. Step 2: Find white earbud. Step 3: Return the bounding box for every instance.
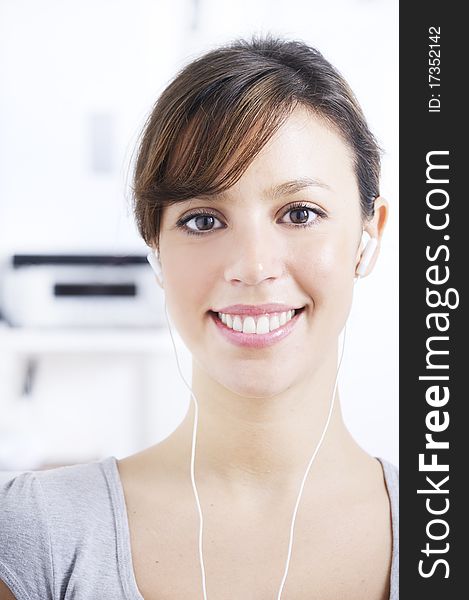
[356,237,378,278]
[146,250,164,287]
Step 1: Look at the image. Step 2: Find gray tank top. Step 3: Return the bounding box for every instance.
[0,455,398,599]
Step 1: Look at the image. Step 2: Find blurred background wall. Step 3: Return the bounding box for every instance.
[0,0,398,475]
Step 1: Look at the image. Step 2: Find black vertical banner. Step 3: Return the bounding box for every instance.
[400,2,465,597]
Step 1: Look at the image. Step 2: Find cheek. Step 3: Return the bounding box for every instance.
[293,237,356,338]
[163,250,214,332]
[294,236,353,291]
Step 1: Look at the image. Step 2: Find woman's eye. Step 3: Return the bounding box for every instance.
[176,204,326,236]
[280,204,326,227]
[177,213,223,235]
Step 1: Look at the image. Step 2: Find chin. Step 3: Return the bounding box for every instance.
[216,367,297,400]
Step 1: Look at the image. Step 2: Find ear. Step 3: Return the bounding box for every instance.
[148,246,164,289]
[155,246,165,290]
[355,196,389,277]
[155,273,164,290]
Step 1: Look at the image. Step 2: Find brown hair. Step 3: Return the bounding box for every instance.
[132,34,382,250]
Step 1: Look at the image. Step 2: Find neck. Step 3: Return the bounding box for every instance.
[162,351,365,500]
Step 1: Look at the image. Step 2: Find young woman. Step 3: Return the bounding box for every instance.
[0,36,398,600]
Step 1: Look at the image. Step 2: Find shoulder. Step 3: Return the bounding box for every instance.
[377,457,399,498]
[33,457,116,520]
[375,457,399,600]
[0,470,54,599]
[0,457,119,600]
[375,456,399,525]
[377,457,399,520]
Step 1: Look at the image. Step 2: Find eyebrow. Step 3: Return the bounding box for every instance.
[197,177,332,203]
[267,177,332,199]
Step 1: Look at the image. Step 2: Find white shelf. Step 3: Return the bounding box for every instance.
[0,324,173,354]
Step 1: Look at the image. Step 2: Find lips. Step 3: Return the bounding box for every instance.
[212,303,305,316]
[208,306,305,348]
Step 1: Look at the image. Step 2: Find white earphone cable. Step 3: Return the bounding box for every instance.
[275,318,348,599]
[162,285,356,599]
[163,298,209,598]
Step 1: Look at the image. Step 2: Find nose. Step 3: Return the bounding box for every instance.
[223,224,284,286]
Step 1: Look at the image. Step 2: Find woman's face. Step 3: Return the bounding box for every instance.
[158,106,364,398]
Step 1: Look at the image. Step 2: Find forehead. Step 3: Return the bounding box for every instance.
[208,106,357,202]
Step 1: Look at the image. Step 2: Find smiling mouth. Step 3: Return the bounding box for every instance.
[208,306,306,335]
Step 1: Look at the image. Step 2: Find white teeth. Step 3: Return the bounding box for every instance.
[256,316,270,334]
[217,309,298,334]
[242,317,256,334]
[232,315,243,331]
[269,314,280,331]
